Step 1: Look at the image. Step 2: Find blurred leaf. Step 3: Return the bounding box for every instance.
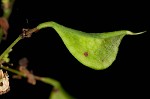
[0,28,3,43]
[39,77,74,99]
[37,22,144,70]
[49,87,74,99]
[0,17,9,40]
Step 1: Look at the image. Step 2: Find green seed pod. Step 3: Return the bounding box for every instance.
[37,21,144,70]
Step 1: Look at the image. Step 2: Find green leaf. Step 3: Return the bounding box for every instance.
[37,21,144,70]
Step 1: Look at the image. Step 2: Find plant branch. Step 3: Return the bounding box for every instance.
[0,36,22,61]
[34,76,61,88]
[1,65,26,77]
[0,28,38,62]
[0,65,61,88]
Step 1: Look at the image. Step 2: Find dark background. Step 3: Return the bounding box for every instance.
[0,0,149,99]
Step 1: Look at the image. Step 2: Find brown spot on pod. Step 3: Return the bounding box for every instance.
[84,52,88,57]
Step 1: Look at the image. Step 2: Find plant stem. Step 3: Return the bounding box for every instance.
[0,35,22,61]
[0,27,38,62]
[1,65,26,77]
[0,65,61,88]
[34,76,61,88]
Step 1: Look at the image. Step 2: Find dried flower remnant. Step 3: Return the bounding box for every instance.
[0,69,10,95]
[21,28,39,38]
[13,57,36,85]
[19,57,29,68]
[22,28,31,38]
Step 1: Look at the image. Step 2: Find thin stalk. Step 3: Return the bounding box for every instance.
[0,65,61,88]
[0,28,38,61]
[34,76,61,88]
[0,36,22,60]
[1,65,26,77]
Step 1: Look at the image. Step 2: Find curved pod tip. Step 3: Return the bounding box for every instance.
[126,31,146,35]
